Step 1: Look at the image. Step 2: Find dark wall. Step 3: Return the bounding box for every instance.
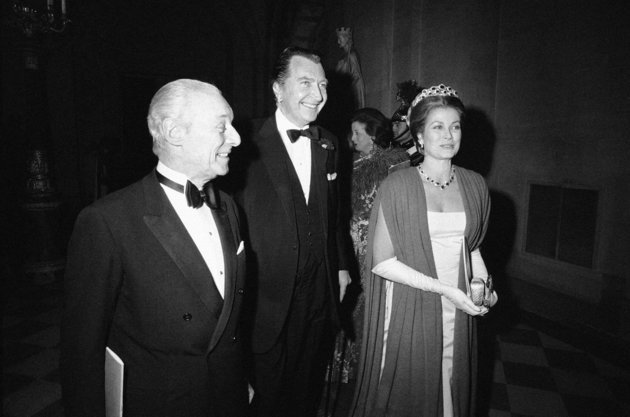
[4,0,629,341]
[1,0,348,275]
[2,0,353,200]
[341,0,630,340]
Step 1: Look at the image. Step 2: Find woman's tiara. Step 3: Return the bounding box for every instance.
[409,84,458,109]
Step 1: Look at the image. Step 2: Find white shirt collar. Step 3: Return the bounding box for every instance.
[156,161,190,186]
[275,108,309,138]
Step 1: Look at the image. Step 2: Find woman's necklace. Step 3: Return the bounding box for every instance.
[418,164,455,190]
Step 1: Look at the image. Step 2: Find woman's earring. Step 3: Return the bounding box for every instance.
[415,137,424,155]
[417,134,424,149]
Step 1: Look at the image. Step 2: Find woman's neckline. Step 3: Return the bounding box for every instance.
[353,152,374,166]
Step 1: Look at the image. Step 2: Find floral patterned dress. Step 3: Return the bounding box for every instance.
[330,147,408,384]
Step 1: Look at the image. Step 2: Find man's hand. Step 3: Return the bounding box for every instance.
[338,270,351,302]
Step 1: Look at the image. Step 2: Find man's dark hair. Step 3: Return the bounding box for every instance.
[272,46,322,85]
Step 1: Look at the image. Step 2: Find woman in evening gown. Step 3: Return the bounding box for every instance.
[330,108,406,384]
[349,84,497,417]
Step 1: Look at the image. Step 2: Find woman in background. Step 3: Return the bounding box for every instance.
[350,85,497,417]
[330,108,406,384]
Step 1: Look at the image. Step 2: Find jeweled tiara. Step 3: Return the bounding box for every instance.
[409,84,458,109]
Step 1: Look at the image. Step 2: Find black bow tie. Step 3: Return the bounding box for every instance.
[156,171,220,210]
[286,126,319,143]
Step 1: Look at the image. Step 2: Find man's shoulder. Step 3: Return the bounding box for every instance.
[87,173,151,213]
[315,125,338,143]
[252,116,278,140]
[245,116,280,157]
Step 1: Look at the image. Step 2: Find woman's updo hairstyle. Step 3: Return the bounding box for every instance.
[350,107,393,149]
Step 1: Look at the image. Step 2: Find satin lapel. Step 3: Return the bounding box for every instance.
[141,172,217,314]
[208,206,236,350]
[259,118,296,225]
[311,136,329,238]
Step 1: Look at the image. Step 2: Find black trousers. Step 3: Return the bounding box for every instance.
[252,255,333,417]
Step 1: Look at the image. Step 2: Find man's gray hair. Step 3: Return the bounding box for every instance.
[147,79,216,155]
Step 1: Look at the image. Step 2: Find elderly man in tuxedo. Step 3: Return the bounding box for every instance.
[238,47,352,417]
[61,79,248,417]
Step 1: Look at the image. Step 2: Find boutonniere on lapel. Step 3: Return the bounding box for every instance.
[318,137,335,151]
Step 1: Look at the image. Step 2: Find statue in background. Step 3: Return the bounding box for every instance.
[336,27,365,109]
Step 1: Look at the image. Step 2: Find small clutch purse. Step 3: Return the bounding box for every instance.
[470,275,494,307]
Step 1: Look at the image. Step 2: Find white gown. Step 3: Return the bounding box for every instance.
[380,211,470,417]
[428,211,466,417]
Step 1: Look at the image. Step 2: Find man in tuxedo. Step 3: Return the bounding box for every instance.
[61,79,248,417]
[238,47,352,416]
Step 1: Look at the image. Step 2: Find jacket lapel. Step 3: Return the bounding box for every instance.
[141,172,220,316]
[311,134,329,238]
[207,206,237,350]
[259,118,297,226]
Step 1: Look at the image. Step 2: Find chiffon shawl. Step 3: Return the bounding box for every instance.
[349,166,490,417]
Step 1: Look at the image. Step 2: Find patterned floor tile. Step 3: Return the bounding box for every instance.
[2,315,23,329]
[544,347,597,373]
[605,376,630,405]
[487,410,511,417]
[4,321,52,340]
[551,368,612,399]
[498,327,542,346]
[1,373,35,396]
[2,379,61,417]
[21,326,60,348]
[488,382,510,411]
[561,393,626,417]
[538,332,583,352]
[5,348,59,379]
[499,342,548,367]
[506,385,568,417]
[492,359,506,384]
[31,308,62,326]
[593,355,630,376]
[32,399,65,417]
[502,362,557,391]
[3,276,630,417]
[2,342,43,367]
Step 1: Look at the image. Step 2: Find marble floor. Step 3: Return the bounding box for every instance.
[3,272,630,417]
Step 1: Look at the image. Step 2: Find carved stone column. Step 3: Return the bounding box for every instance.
[22,149,65,283]
[2,2,70,283]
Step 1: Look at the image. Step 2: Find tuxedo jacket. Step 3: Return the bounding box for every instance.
[61,171,248,417]
[237,116,350,354]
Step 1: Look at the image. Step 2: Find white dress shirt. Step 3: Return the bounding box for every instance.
[275,108,312,202]
[156,162,225,298]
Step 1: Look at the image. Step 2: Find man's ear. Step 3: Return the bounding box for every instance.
[162,118,185,145]
[272,82,282,103]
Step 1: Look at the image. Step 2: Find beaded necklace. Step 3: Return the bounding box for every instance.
[418,164,455,190]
